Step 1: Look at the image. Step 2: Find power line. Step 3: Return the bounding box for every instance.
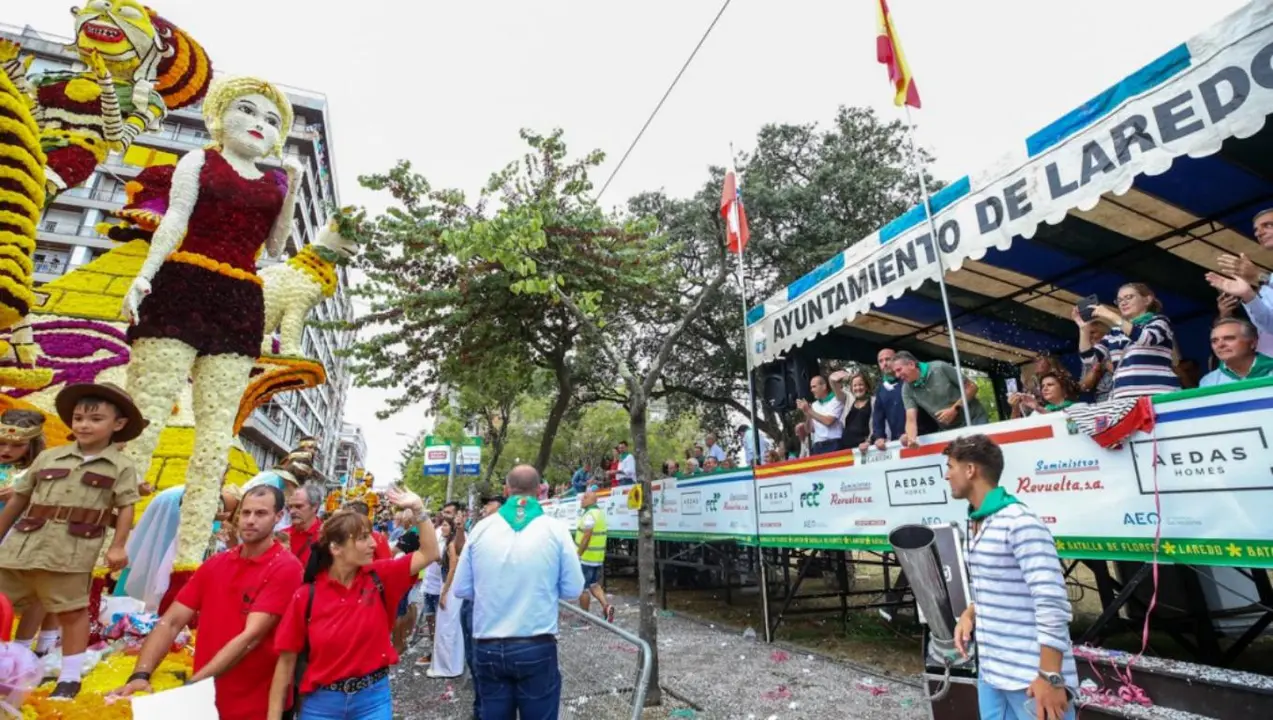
[593,0,734,204]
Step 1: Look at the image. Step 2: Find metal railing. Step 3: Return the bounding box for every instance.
[556,600,652,720]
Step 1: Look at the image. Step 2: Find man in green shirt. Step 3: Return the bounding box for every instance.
[892,351,988,444]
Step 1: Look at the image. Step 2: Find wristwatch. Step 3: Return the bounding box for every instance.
[1038,670,1065,688]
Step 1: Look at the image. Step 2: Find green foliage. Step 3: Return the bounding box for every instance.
[641,106,938,444]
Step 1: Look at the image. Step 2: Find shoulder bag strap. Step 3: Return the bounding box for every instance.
[293,583,315,710]
[368,569,391,629]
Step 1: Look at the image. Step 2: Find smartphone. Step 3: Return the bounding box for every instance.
[1006,378,1019,395]
[1077,294,1099,322]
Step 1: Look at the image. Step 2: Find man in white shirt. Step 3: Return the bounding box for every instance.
[1209,209,1273,356]
[797,374,844,455]
[704,433,728,464]
[616,441,636,485]
[454,465,584,717]
[736,425,770,466]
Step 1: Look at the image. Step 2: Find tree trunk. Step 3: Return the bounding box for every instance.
[629,390,662,706]
[483,419,510,485]
[534,360,573,474]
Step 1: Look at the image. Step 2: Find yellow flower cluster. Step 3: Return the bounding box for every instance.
[22,650,194,719]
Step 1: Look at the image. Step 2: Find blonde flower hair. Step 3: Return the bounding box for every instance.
[202,76,293,158]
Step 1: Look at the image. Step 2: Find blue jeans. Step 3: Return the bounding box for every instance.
[299,677,392,720]
[977,680,1075,720]
[474,638,560,720]
[461,599,477,717]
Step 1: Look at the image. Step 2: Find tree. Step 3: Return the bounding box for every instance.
[338,130,634,473]
[442,131,732,705]
[641,107,937,448]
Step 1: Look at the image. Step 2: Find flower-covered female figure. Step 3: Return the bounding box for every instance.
[121,76,299,566]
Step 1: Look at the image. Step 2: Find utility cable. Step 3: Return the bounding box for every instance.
[593,0,734,203]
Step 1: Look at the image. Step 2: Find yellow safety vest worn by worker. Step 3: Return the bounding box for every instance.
[576,505,607,564]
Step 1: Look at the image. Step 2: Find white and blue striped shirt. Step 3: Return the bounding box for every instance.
[968,503,1077,692]
[1081,313,1180,399]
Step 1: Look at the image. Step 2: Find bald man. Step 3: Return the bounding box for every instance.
[454,465,584,718]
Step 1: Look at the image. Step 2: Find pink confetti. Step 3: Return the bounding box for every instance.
[855,680,889,696]
[770,650,790,663]
[762,685,793,701]
[608,643,639,654]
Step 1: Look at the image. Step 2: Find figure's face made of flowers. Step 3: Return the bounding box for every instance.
[219,94,283,161]
[74,0,158,68]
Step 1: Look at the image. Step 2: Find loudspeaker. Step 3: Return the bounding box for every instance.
[758,355,821,413]
[760,363,792,412]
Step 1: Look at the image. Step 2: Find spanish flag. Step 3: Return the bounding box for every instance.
[876,0,921,109]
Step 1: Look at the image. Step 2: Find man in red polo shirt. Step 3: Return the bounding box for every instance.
[286,484,324,568]
[112,485,304,719]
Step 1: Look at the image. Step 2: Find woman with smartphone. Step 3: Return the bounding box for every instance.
[1073,283,1181,399]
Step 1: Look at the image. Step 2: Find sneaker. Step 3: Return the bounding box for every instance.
[605,605,616,623]
[49,681,81,700]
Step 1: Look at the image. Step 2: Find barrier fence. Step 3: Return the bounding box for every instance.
[544,379,1273,569]
[556,601,653,720]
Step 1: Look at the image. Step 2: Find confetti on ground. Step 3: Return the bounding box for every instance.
[762,685,793,701]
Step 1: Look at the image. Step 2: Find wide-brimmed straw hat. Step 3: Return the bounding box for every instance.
[55,382,149,443]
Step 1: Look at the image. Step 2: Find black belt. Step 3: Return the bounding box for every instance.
[476,634,556,645]
[316,666,388,694]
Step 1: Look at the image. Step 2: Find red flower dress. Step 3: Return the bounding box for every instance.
[128,150,287,357]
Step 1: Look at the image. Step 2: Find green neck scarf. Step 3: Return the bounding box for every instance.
[620,452,632,461]
[968,486,1021,521]
[911,362,931,388]
[1044,400,1075,412]
[499,495,544,531]
[882,373,896,383]
[1129,312,1155,327]
[1220,353,1273,382]
[817,392,835,403]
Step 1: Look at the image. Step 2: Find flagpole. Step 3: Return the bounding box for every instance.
[902,106,974,429]
[728,144,772,643]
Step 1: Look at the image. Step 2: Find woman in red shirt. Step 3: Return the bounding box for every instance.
[267,488,438,720]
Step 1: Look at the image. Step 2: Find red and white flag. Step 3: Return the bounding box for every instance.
[720,165,750,254]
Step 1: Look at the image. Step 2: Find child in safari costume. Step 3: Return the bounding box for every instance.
[0,383,147,699]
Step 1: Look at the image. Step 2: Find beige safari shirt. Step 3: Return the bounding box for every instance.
[0,444,140,573]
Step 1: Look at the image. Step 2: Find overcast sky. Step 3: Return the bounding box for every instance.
[11,0,1248,483]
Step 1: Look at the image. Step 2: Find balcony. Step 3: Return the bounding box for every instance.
[59,185,128,205]
[34,259,67,275]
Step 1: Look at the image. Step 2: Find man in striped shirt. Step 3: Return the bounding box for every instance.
[947,434,1076,720]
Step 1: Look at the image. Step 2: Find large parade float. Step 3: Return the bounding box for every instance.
[0,2,359,715]
[548,2,1273,718]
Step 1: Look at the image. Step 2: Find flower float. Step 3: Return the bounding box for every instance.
[0,55,47,390]
[117,75,299,568]
[0,2,210,387]
[326,472,379,515]
[234,356,326,434]
[259,207,361,357]
[5,1,211,201]
[22,649,193,719]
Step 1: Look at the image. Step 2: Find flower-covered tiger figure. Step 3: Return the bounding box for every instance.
[0,1,212,201]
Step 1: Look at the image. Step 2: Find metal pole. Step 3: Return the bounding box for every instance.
[729,146,773,643]
[445,443,456,503]
[903,105,974,429]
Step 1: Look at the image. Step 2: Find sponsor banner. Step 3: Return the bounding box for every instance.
[541,382,1273,568]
